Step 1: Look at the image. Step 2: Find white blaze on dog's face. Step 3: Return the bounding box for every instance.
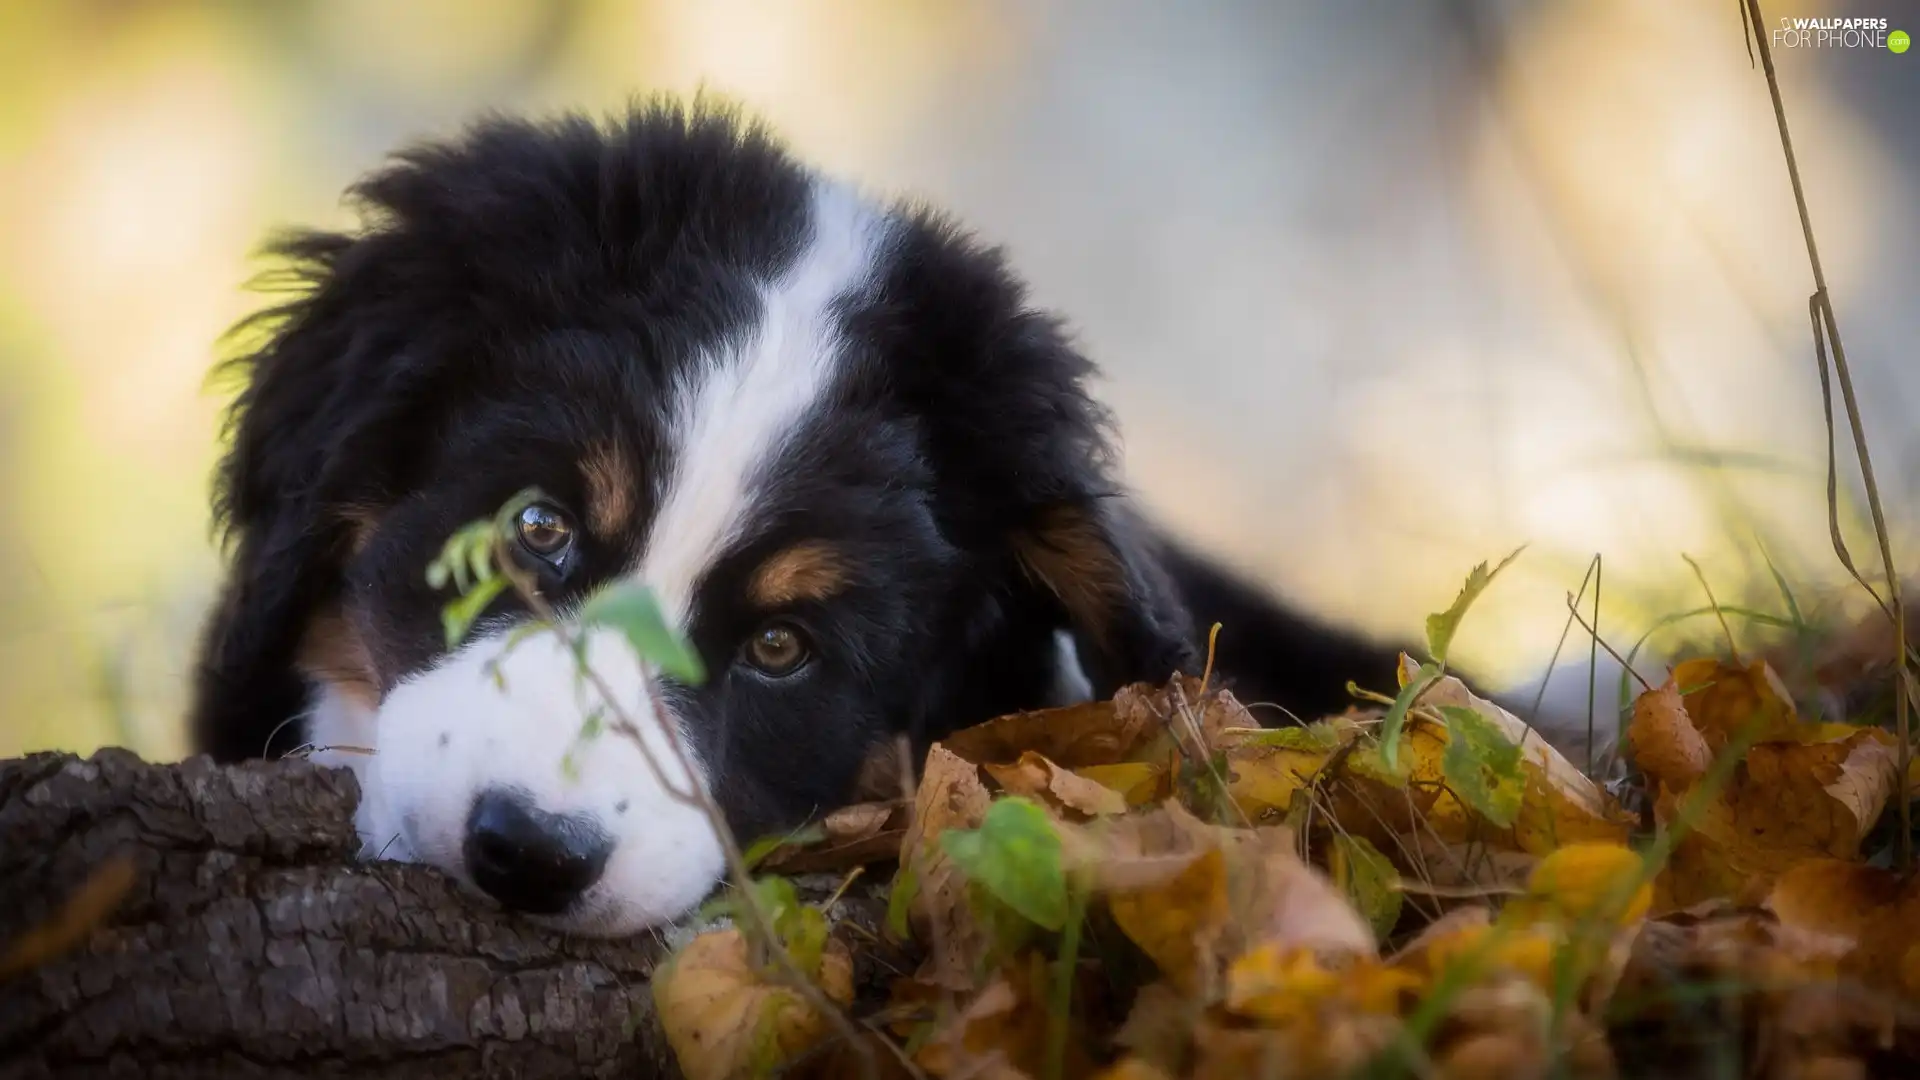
[195,106,1196,938]
[313,183,892,934]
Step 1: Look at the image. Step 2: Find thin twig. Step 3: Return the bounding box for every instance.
[1681,553,1742,664]
[1743,0,1910,871]
[1567,593,1653,693]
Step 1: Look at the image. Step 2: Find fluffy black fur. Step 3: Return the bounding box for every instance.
[191,100,1406,846]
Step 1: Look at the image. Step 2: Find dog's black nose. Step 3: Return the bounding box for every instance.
[463,788,612,915]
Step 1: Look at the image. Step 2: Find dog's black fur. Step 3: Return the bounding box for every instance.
[189,101,1405,924]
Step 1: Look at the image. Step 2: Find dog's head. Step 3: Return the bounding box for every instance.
[192,102,1196,935]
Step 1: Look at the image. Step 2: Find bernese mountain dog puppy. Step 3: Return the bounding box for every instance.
[189,101,1404,937]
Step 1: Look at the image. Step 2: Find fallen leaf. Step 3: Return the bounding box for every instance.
[1654,727,1897,910]
[1076,762,1168,807]
[653,928,854,1080]
[1224,944,1419,1026]
[1606,907,1871,1079]
[903,743,993,988]
[1669,657,1802,752]
[1412,665,1637,852]
[915,953,1097,1080]
[761,801,908,873]
[1228,823,1377,957]
[1109,846,1231,994]
[1767,858,1920,1000]
[1113,981,1200,1071]
[941,796,1071,932]
[1329,832,1404,941]
[1192,994,1400,1080]
[1508,842,1653,930]
[983,751,1129,819]
[1217,719,1356,824]
[1055,801,1217,893]
[1627,680,1712,790]
[942,695,1157,770]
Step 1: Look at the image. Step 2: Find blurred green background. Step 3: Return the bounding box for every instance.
[1,0,1914,762]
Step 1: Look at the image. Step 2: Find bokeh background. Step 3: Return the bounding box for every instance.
[1,0,1915,761]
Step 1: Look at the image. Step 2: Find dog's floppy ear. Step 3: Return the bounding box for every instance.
[191,231,416,761]
[1009,493,1199,696]
[907,283,1200,696]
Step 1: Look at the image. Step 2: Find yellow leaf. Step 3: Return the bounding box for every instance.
[653,929,853,1080]
[1224,945,1421,1055]
[1420,923,1560,990]
[1109,847,1231,993]
[983,750,1129,819]
[1076,762,1167,807]
[1509,842,1652,930]
[1216,722,1355,824]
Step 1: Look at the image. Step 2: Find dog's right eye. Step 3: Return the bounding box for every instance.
[514,502,575,565]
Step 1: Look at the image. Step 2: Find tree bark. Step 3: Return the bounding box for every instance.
[0,749,684,1080]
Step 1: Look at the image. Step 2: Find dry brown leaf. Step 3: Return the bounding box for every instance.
[1627,680,1711,789]
[1190,1002,1398,1080]
[1654,727,1897,910]
[1669,657,1803,751]
[1767,859,1920,1001]
[1605,906,1881,1079]
[915,954,1097,1080]
[653,928,854,1080]
[1109,846,1232,994]
[1113,981,1200,1072]
[1055,801,1218,893]
[762,800,909,873]
[1393,833,1540,895]
[1412,666,1637,852]
[1226,822,1377,958]
[942,693,1159,770]
[983,751,1128,819]
[1765,858,1904,947]
[903,743,994,989]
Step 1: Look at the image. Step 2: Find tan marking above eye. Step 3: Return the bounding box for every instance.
[580,441,638,537]
[747,541,848,608]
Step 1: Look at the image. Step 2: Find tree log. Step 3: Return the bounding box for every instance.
[0,749,728,1079]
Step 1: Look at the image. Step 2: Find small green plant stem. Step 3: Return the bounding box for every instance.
[1744,0,1910,871]
[1044,875,1090,1080]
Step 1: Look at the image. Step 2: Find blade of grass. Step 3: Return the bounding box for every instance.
[1743,0,1910,870]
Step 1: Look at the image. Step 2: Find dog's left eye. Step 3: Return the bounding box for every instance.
[514,502,575,563]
